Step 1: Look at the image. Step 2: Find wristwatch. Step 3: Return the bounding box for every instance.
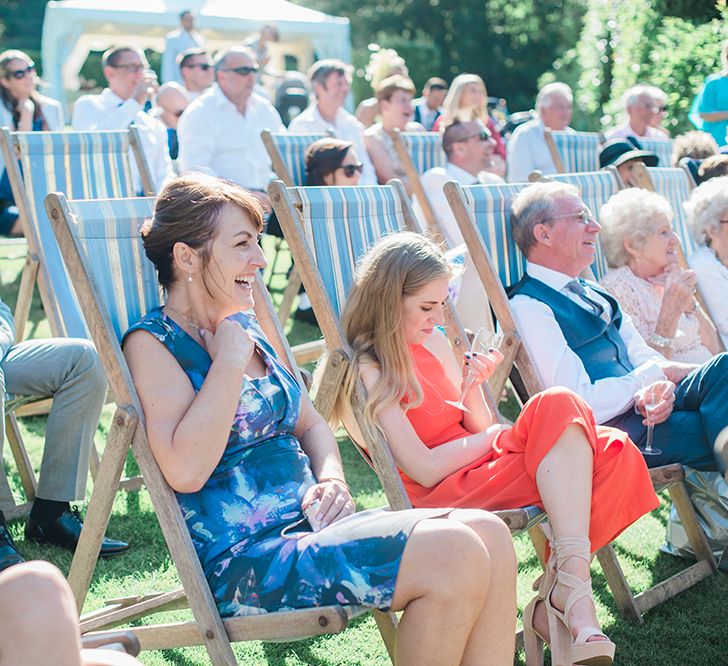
[649,332,675,348]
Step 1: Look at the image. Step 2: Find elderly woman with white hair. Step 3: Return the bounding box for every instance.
[686,176,728,348]
[599,188,720,362]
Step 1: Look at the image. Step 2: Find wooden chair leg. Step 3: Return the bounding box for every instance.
[13,253,39,344]
[80,588,187,633]
[5,413,37,501]
[528,525,548,567]
[668,480,718,568]
[595,544,643,624]
[372,610,397,664]
[68,406,138,609]
[277,267,302,325]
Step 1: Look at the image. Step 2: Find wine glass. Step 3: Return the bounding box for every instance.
[636,383,663,457]
[445,328,504,413]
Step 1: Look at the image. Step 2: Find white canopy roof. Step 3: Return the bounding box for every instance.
[42,0,350,105]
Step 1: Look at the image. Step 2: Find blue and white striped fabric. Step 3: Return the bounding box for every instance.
[550,171,617,279]
[551,131,601,173]
[297,186,407,317]
[461,183,529,288]
[65,197,160,342]
[267,133,329,186]
[638,137,674,168]
[645,167,695,255]
[397,131,446,174]
[15,130,136,338]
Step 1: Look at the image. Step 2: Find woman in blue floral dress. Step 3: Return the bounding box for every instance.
[123,174,518,665]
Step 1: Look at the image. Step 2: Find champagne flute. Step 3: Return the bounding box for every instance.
[637,383,662,457]
[445,328,503,413]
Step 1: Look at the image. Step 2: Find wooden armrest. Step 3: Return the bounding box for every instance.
[81,630,141,656]
[649,464,685,490]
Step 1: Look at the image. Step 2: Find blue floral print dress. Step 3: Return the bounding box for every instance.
[125,308,446,618]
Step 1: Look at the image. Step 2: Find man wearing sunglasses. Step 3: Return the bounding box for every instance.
[178,48,214,100]
[508,181,728,478]
[413,119,501,248]
[605,84,668,141]
[72,46,173,194]
[177,46,284,212]
[162,10,206,84]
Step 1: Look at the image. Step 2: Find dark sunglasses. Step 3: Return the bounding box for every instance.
[338,163,364,177]
[184,63,212,71]
[456,129,492,143]
[6,63,35,80]
[223,65,259,76]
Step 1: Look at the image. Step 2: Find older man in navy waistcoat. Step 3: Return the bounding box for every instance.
[507,180,728,476]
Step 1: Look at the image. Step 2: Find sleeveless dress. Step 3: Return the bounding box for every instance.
[402,343,660,552]
[126,308,447,618]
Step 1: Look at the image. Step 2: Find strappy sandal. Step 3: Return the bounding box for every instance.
[544,534,615,666]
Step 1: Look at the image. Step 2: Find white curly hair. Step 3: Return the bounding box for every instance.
[684,176,728,247]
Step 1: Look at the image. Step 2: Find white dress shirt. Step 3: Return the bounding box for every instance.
[177,84,284,190]
[162,29,205,84]
[288,104,377,185]
[604,122,665,140]
[510,262,666,423]
[506,118,574,183]
[413,162,503,247]
[72,89,173,194]
[689,245,728,348]
[412,98,441,131]
[0,94,64,174]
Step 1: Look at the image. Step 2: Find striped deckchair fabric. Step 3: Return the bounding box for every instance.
[460,182,529,289]
[638,137,674,168]
[261,131,329,186]
[549,171,618,280]
[643,166,695,254]
[394,130,446,174]
[0,129,143,339]
[65,197,160,341]
[297,186,407,317]
[547,129,602,173]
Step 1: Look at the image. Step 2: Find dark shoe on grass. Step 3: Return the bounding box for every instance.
[25,506,129,557]
[0,523,24,572]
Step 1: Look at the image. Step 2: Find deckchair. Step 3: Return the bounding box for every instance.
[261,130,329,327]
[268,179,546,562]
[391,128,446,235]
[442,179,718,622]
[543,127,602,173]
[638,136,674,168]
[45,192,400,665]
[0,128,152,495]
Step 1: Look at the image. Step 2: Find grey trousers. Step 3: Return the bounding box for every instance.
[0,338,107,507]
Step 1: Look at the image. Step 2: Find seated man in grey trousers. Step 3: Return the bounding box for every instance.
[0,299,128,571]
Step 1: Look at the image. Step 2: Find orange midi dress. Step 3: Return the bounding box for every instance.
[402,343,659,552]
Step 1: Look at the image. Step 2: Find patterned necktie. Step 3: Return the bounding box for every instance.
[565,279,605,318]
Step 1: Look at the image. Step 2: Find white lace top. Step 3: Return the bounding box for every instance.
[600,265,712,364]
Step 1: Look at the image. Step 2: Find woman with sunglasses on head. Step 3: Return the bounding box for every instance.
[304,137,363,186]
[364,75,424,196]
[0,50,64,236]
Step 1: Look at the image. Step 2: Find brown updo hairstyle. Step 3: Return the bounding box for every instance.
[305,137,354,186]
[141,174,264,292]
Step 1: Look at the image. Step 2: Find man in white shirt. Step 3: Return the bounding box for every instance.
[507,180,728,474]
[289,59,376,185]
[72,47,174,194]
[413,119,502,247]
[412,77,448,130]
[177,46,284,212]
[506,82,575,183]
[162,10,205,84]
[178,48,214,101]
[605,85,667,141]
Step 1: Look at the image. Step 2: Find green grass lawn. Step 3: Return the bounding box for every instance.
[2,241,727,665]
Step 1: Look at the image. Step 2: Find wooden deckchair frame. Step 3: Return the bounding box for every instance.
[269,178,548,564]
[261,129,329,330]
[391,128,446,239]
[45,192,398,665]
[443,179,718,622]
[0,127,153,496]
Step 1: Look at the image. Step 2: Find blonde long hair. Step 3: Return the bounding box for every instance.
[441,73,488,126]
[334,232,452,433]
